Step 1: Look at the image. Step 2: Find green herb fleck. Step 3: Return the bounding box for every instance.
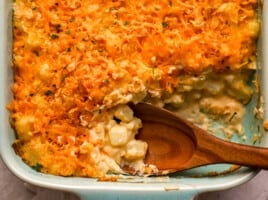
[32,163,43,172]
[229,112,237,122]
[162,21,168,28]
[65,30,71,35]
[124,21,129,26]
[50,34,59,39]
[103,78,110,84]
[56,24,61,32]
[61,75,67,82]
[45,90,53,96]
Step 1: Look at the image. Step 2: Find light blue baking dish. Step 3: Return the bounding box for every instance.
[0,1,267,199]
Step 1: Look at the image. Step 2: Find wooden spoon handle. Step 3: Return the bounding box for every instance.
[194,127,268,169]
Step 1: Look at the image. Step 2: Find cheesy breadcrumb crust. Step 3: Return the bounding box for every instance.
[10,0,259,177]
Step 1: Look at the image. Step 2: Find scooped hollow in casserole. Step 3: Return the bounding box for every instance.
[9,0,260,178]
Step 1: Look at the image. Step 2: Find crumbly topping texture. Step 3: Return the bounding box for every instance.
[10,0,259,177]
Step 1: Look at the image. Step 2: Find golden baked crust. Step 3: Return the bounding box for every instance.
[10,0,259,177]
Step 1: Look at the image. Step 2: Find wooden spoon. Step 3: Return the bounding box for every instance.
[128,103,268,175]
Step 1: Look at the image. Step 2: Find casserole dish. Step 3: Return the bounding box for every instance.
[0,0,267,199]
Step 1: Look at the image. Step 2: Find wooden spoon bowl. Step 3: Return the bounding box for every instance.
[128,103,268,175]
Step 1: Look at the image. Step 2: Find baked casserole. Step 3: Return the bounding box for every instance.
[9,0,260,177]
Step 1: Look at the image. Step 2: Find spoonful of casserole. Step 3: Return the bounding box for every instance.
[125,103,268,175]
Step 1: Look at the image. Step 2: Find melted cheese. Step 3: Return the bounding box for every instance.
[10,0,259,177]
